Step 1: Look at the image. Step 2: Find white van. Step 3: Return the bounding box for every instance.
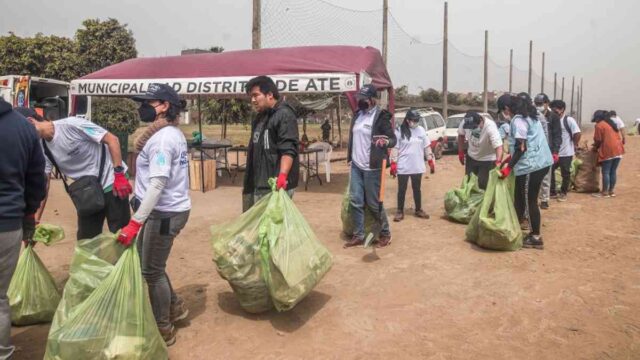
[394,107,446,159]
[0,75,71,120]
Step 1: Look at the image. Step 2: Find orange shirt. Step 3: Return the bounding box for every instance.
[593,121,624,163]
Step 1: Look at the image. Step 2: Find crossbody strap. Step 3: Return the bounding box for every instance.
[42,140,107,193]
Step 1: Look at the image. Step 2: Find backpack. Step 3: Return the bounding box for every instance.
[562,116,573,145]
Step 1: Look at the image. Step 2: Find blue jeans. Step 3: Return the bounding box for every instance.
[601,157,621,193]
[349,165,391,239]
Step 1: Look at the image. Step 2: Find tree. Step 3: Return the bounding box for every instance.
[91,97,139,135]
[76,18,137,76]
[447,92,462,106]
[209,46,225,53]
[395,85,409,102]
[420,88,441,103]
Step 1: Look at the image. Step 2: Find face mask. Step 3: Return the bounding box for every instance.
[357,99,369,111]
[536,106,545,113]
[409,120,419,129]
[501,111,511,121]
[138,102,158,123]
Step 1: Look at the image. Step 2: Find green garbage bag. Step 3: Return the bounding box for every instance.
[8,246,61,325]
[444,173,485,224]
[554,158,582,192]
[259,183,333,312]
[340,181,376,237]
[45,235,167,360]
[8,223,65,325]
[466,169,522,251]
[211,195,274,314]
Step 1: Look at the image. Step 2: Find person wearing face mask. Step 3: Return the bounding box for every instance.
[534,93,561,210]
[456,111,503,190]
[117,83,190,345]
[242,76,299,211]
[498,93,553,249]
[344,84,396,248]
[390,109,435,222]
[549,100,581,202]
[28,106,132,241]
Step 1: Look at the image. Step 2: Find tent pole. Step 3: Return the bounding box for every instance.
[198,95,205,193]
[331,97,335,142]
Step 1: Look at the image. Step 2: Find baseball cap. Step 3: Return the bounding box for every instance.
[356,84,378,99]
[133,83,182,106]
[534,93,549,105]
[462,111,482,129]
[496,93,513,112]
[14,107,44,122]
[405,108,420,121]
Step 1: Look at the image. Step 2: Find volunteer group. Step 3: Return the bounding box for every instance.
[0,78,628,354]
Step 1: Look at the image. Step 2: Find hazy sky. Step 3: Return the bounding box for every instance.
[2,0,639,124]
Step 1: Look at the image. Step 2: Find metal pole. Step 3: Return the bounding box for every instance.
[528,40,532,95]
[337,95,343,148]
[442,1,449,118]
[509,49,513,93]
[252,0,261,49]
[382,0,388,65]
[576,85,580,124]
[570,76,575,116]
[579,78,584,124]
[541,52,545,93]
[553,72,557,99]
[197,95,205,192]
[561,77,565,100]
[483,30,488,113]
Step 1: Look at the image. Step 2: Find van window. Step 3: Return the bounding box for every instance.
[434,114,445,127]
[426,116,437,130]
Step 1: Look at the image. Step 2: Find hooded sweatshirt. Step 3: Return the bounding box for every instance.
[0,99,47,231]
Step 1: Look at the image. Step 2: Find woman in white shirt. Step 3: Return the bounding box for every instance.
[390,109,435,222]
[117,84,191,346]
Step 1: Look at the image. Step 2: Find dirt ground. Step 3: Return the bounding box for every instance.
[12,130,640,360]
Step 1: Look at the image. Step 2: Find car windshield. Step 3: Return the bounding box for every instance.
[446,117,463,128]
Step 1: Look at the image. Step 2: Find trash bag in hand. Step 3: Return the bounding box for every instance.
[45,234,167,360]
[259,182,333,312]
[340,180,376,237]
[8,223,65,325]
[466,169,522,251]
[444,173,485,224]
[211,195,274,314]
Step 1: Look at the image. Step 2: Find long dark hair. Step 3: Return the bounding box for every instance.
[511,95,538,120]
[593,110,618,131]
[401,109,420,141]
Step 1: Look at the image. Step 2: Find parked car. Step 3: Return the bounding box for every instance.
[394,108,446,159]
[443,112,494,152]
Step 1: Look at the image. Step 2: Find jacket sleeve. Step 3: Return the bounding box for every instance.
[275,109,299,158]
[24,129,47,215]
[379,111,397,148]
[550,114,562,154]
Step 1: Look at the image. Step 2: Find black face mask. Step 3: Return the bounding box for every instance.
[138,103,158,123]
[357,99,369,111]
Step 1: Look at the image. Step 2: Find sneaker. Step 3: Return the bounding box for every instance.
[592,193,610,198]
[414,209,430,219]
[376,234,392,248]
[523,234,544,250]
[393,211,404,222]
[540,201,549,210]
[170,298,189,323]
[557,193,567,202]
[520,219,530,231]
[609,192,616,198]
[344,236,364,248]
[158,324,177,346]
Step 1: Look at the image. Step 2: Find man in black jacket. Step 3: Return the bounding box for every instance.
[535,93,562,209]
[242,76,300,212]
[345,84,397,248]
[0,98,46,359]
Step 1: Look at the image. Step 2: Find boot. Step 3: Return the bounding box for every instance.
[393,211,404,222]
[414,209,430,219]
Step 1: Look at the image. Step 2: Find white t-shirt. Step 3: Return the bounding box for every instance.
[394,126,430,175]
[134,126,191,212]
[43,117,125,190]
[612,116,625,129]
[351,107,377,170]
[457,118,502,161]
[635,118,640,126]
[559,116,581,157]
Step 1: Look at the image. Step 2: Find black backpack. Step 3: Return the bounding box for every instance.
[562,116,573,144]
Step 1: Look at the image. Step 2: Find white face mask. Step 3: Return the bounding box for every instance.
[409,121,419,129]
[536,106,545,113]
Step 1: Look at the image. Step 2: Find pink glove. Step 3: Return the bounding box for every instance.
[499,166,512,179]
[458,151,465,165]
[552,153,559,164]
[390,162,398,177]
[428,159,435,174]
[276,173,288,190]
[113,172,132,199]
[117,219,142,247]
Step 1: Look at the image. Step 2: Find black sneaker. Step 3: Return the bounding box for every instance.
[557,193,567,202]
[523,234,544,250]
[540,201,549,210]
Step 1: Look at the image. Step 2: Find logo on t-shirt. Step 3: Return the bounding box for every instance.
[179,151,188,166]
[80,125,100,137]
[156,152,167,166]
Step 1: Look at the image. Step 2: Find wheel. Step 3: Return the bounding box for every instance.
[433,142,444,160]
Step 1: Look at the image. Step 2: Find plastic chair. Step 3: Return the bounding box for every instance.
[305,142,332,183]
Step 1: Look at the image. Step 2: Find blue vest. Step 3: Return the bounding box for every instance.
[509,115,553,176]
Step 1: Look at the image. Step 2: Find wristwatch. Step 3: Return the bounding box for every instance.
[114,166,125,174]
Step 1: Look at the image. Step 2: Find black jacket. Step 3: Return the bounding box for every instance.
[0,99,47,232]
[243,101,300,194]
[545,109,562,154]
[347,107,397,169]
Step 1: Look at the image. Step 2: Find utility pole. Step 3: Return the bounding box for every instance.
[579,78,584,125]
[561,77,565,100]
[442,1,449,118]
[382,0,388,64]
[252,0,261,49]
[541,52,545,94]
[553,72,557,99]
[509,49,513,93]
[483,30,488,113]
[528,40,532,95]
[570,76,575,116]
